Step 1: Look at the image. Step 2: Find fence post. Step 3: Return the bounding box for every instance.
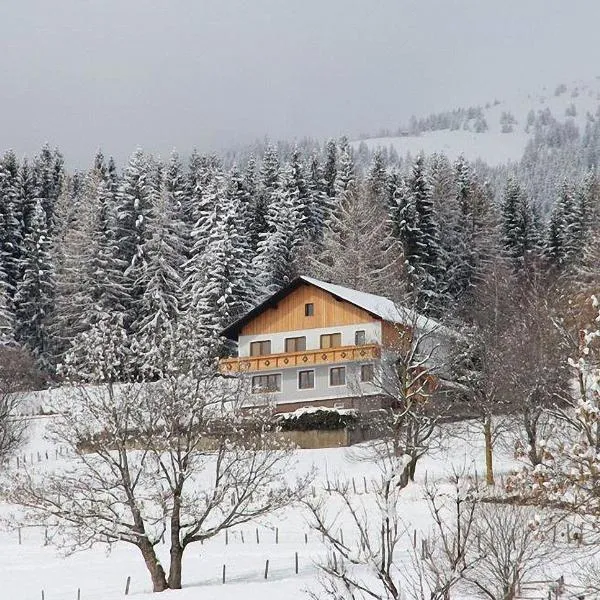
[305,532,308,544]
[363,476,367,493]
[222,564,226,584]
[256,527,260,544]
[275,528,279,544]
[264,559,269,579]
[240,530,244,544]
[41,591,44,600]
[125,575,131,595]
[18,527,22,545]
[77,588,81,600]
[352,478,357,494]
[225,529,229,545]
[295,551,299,574]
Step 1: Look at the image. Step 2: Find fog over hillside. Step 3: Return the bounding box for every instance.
[1,0,600,166]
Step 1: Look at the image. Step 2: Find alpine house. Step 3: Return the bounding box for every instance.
[219,276,456,412]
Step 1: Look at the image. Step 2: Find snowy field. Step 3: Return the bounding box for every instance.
[0,415,582,600]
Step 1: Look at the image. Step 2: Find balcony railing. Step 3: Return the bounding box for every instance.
[219,344,381,374]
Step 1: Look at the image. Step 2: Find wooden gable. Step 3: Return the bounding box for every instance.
[240,283,379,335]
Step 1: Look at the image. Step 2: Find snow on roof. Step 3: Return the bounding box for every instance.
[299,276,447,335]
[221,275,461,340]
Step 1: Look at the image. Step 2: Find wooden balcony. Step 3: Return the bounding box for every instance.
[219,344,381,374]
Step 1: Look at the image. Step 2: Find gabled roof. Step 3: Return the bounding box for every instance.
[221,275,447,340]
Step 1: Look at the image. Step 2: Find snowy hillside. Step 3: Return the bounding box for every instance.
[355,77,600,166]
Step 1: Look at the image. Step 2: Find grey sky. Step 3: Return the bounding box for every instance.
[1,0,599,167]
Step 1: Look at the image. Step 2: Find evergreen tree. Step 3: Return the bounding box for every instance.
[254,166,303,296]
[114,148,156,329]
[306,151,331,243]
[323,139,338,199]
[545,179,581,269]
[366,149,388,206]
[14,199,55,367]
[133,184,187,374]
[398,155,443,312]
[500,177,539,270]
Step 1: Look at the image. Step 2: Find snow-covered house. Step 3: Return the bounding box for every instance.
[219,276,456,413]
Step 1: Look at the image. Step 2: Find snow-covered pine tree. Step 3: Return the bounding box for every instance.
[114,148,156,330]
[500,177,539,271]
[400,155,443,313]
[323,139,338,199]
[306,150,331,244]
[333,138,355,209]
[226,166,259,307]
[288,147,311,237]
[133,179,187,376]
[0,151,22,302]
[254,144,280,244]
[254,165,303,296]
[366,149,388,206]
[447,156,497,312]
[13,198,55,368]
[545,179,580,269]
[31,144,64,233]
[183,169,257,357]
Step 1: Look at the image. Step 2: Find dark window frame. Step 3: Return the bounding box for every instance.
[298,369,315,390]
[285,336,307,353]
[360,363,374,383]
[355,330,366,346]
[305,303,314,316]
[320,332,342,349]
[329,366,346,386]
[250,340,272,357]
[251,374,281,393]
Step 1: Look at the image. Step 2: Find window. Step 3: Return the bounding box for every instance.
[250,340,271,357]
[298,370,315,389]
[361,364,374,383]
[305,303,314,316]
[285,336,306,352]
[355,330,366,346]
[330,366,346,386]
[320,333,342,349]
[251,374,281,393]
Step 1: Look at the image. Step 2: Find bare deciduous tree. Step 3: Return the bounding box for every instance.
[465,503,555,600]
[7,319,308,592]
[403,470,479,600]
[305,455,411,600]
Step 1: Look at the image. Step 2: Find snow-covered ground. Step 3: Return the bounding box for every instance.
[0,416,579,599]
[354,77,600,166]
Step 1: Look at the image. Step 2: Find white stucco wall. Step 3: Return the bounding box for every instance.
[238,321,382,357]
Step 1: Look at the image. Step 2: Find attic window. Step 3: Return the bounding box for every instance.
[305,303,314,316]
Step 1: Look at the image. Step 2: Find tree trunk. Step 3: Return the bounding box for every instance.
[168,493,184,589]
[483,415,494,486]
[168,543,184,589]
[139,540,168,592]
[408,454,418,482]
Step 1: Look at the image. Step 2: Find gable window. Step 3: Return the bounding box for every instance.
[285,336,307,353]
[305,303,314,316]
[251,374,281,393]
[250,340,271,357]
[330,366,346,386]
[360,364,374,383]
[320,333,342,349]
[298,370,315,389]
[355,330,366,346]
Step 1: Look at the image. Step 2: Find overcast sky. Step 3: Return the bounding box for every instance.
[1,0,599,167]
